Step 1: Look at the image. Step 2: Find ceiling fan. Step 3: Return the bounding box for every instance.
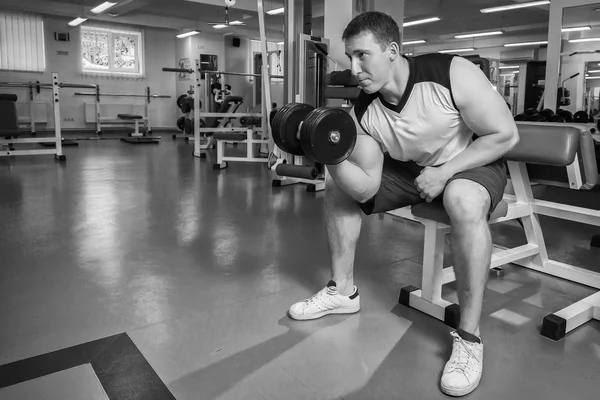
[208,0,246,28]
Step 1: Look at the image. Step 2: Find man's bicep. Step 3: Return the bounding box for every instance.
[451,57,516,138]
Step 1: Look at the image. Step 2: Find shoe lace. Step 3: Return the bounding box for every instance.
[447,335,477,375]
[305,286,336,305]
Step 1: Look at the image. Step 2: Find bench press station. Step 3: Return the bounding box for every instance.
[395,122,600,341]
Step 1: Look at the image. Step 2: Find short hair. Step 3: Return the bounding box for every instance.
[342,11,401,50]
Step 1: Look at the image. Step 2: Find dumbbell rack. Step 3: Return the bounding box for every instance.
[172,87,196,141]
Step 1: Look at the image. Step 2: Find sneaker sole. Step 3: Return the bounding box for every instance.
[440,377,481,397]
[288,305,360,320]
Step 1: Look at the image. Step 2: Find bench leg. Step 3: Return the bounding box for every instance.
[131,120,142,137]
[541,291,600,341]
[399,221,460,328]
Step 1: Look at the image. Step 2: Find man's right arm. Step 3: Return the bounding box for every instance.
[326,107,384,203]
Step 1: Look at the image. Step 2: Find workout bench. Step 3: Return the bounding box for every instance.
[397,122,600,341]
[118,114,159,144]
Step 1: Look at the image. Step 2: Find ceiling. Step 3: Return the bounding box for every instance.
[1,0,600,50]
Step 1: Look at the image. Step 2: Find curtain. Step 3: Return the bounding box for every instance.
[0,11,45,72]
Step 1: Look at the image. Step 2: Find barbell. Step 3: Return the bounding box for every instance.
[271,103,357,165]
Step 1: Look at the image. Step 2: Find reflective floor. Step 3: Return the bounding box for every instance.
[0,139,599,400]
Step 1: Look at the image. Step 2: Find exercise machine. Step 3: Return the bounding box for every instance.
[0,74,97,160]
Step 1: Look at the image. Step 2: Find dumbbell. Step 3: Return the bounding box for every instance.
[271,103,357,165]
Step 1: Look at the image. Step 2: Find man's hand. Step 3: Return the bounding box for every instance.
[414,166,453,202]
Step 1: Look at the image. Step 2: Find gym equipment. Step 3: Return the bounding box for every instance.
[394,122,600,340]
[74,86,170,136]
[272,103,357,165]
[119,114,158,144]
[573,110,589,123]
[275,163,318,180]
[0,74,98,160]
[177,94,200,113]
[556,109,573,122]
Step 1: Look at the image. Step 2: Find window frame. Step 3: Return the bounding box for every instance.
[80,26,144,77]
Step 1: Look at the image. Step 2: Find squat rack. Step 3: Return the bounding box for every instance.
[74,87,171,135]
[0,73,97,160]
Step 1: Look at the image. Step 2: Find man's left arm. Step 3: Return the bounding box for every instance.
[439,56,520,177]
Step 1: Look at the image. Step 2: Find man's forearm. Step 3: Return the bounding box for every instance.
[440,131,518,177]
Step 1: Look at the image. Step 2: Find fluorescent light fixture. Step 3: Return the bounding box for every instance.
[91,2,117,14]
[276,41,284,45]
[267,7,285,15]
[403,40,426,45]
[562,25,591,32]
[569,37,600,43]
[212,24,228,29]
[438,48,475,53]
[229,20,244,25]
[480,1,550,14]
[68,17,87,26]
[500,73,518,76]
[587,69,600,73]
[405,52,413,56]
[499,65,520,69]
[504,40,548,47]
[176,30,200,38]
[454,31,503,39]
[403,17,440,27]
[585,75,600,79]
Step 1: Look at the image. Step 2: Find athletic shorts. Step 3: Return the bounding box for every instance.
[359,153,507,218]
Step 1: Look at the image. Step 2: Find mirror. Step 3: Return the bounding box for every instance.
[559,3,600,120]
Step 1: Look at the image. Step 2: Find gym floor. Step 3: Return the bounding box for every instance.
[0,139,599,400]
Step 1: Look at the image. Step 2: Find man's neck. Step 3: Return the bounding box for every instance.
[378,56,410,106]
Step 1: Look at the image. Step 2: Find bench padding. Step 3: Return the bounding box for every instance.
[117,114,143,120]
[506,122,580,166]
[411,200,509,225]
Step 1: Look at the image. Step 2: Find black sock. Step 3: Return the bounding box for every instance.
[456,329,481,344]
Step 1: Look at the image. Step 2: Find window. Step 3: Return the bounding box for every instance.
[0,11,45,72]
[249,40,284,83]
[81,26,144,77]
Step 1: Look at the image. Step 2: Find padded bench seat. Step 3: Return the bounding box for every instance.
[117,114,143,120]
[411,200,509,225]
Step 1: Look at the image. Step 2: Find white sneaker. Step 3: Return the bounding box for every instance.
[288,280,360,320]
[440,331,484,397]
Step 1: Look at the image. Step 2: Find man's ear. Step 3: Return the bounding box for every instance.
[388,42,400,61]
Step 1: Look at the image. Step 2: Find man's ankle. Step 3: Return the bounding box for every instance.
[331,279,355,296]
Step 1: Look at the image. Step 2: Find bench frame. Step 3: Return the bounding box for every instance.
[396,147,600,341]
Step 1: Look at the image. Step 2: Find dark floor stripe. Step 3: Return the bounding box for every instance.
[91,333,176,400]
[0,333,175,400]
[0,334,120,389]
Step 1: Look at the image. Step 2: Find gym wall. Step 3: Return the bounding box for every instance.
[0,13,178,131]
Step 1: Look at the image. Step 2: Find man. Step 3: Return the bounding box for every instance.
[287,11,519,397]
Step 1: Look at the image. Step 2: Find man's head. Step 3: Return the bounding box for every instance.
[342,12,402,93]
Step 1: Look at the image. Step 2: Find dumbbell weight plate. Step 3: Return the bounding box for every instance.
[184,118,193,134]
[272,103,315,156]
[177,116,186,131]
[300,107,357,165]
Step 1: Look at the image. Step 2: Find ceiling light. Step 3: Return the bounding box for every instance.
[504,40,548,47]
[212,24,228,29]
[229,20,244,25]
[438,48,475,53]
[562,26,592,32]
[403,40,426,45]
[68,17,87,26]
[91,2,117,14]
[480,1,550,14]
[587,70,600,73]
[499,65,520,69]
[403,17,440,27]
[569,37,600,43]
[585,75,600,79]
[267,7,285,15]
[177,30,200,38]
[454,31,503,39]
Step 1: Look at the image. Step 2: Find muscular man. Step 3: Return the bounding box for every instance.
[288,11,519,397]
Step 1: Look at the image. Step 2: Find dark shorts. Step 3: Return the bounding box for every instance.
[359,154,507,218]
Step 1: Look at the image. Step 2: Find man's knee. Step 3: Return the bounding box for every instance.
[443,179,491,225]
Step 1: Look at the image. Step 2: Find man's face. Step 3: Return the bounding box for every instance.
[344,31,391,94]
